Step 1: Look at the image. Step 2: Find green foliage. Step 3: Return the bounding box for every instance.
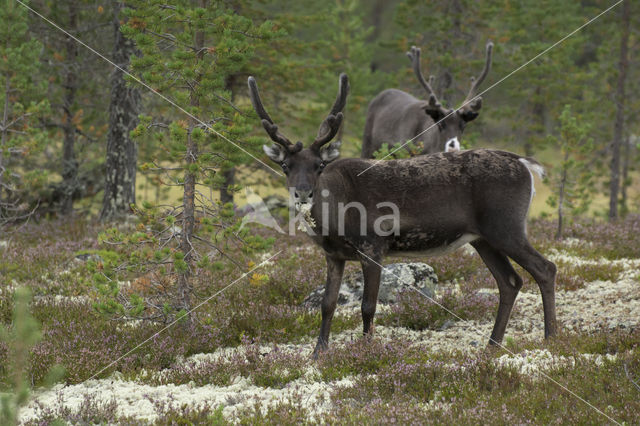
[315,0,391,139]
[486,0,592,155]
[372,140,424,159]
[0,288,63,425]
[394,0,493,105]
[124,0,287,178]
[546,105,596,238]
[0,0,50,223]
[91,1,282,322]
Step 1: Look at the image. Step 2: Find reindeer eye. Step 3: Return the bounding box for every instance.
[281,163,289,174]
[319,162,326,170]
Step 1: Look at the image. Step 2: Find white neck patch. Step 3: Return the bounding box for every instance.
[445,137,460,152]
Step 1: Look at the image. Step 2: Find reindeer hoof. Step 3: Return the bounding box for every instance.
[312,340,328,360]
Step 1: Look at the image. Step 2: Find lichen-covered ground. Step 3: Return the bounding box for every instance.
[2,217,640,424]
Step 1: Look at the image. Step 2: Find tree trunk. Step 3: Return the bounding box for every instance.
[177,0,207,313]
[526,86,545,157]
[366,0,387,73]
[439,0,463,106]
[609,0,630,222]
[100,3,141,222]
[0,76,9,210]
[178,126,197,313]
[620,133,631,216]
[556,153,568,240]
[220,75,236,205]
[60,1,79,215]
[220,167,235,205]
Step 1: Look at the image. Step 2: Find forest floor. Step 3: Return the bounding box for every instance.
[1,216,640,424]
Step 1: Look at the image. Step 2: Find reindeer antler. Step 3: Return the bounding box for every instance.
[310,73,349,152]
[406,46,451,119]
[461,41,493,112]
[247,76,302,153]
[407,46,438,100]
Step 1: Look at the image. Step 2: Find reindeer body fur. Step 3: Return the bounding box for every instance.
[362,89,439,157]
[307,149,556,356]
[311,149,539,259]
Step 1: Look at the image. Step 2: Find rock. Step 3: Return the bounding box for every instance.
[263,195,288,211]
[439,319,455,331]
[240,195,287,215]
[303,262,438,309]
[74,253,103,263]
[0,240,7,251]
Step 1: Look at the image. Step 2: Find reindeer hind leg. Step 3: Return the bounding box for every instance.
[482,228,557,339]
[471,239,523,346]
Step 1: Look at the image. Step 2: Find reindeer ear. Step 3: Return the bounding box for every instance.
[263,144,286,163]
[423,106,446,123]
[424,107,445,123]
[320,140,341,163]
[459,108,480,122]
[422,95,447,122]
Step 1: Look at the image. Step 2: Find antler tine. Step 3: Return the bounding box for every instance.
[328,73,349,117]
[311,113,344,151]
[406,46,438,100]
[462,41,493,109]
[311,74,349,151]
[247,76,297,151]
[428,75,436,88]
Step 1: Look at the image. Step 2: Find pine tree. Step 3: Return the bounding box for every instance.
[546,105,595,239]
[608,0,630,221]
[394,0,492,108]
[100,2,141,222]
[318,0,388,151]
[0,288,63,424]
[0,0,49,226]
[488,0,591,156]
[32,1,113,215]
[95,0,281,319]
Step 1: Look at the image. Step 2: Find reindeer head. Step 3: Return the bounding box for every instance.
[248,74,349,208]
[406,42,493,152]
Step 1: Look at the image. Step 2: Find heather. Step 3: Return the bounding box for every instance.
[0,216,639,424]
[2,0,639,423]
[378,288,498,331]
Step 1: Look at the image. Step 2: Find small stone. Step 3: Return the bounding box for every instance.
[74,253,103,263]
[439,320,455,331]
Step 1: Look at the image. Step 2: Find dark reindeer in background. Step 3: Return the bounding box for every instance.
[249,73,556,358]
[362,42,494,158]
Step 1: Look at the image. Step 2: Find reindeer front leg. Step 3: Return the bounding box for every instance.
[359,253,382,336]
[313,255,345,358]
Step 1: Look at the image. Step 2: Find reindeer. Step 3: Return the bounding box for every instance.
[248,73,556,358]
[361,42,493,158]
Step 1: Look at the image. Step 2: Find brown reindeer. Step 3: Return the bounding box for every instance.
[362,42,493,158]
[249,73,556,358]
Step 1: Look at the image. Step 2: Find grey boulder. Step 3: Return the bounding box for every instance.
[303,262,438,309]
